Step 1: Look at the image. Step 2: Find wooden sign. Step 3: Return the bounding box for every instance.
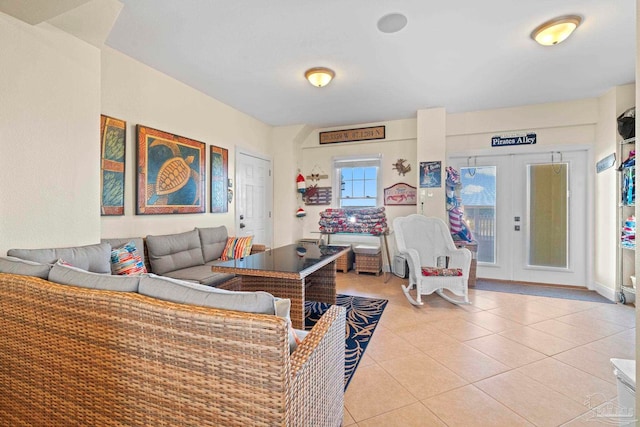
[305,186,332,205]
[320,126,385,144]
[384,183,417,206]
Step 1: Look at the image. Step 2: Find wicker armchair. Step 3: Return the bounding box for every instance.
[0,273,346,426]
[393,215,471,306]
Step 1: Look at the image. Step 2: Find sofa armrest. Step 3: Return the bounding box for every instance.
[289,305,346,426]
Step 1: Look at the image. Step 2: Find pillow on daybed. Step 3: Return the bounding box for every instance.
[0,256,52,279]
[8,243,111,274]
[48,260,140,292]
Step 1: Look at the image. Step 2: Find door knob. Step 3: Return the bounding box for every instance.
[240,223,246,229]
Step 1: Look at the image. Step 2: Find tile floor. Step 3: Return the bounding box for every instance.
[337,272,636,427]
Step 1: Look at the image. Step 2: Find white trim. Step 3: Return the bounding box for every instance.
[592,281,617,302]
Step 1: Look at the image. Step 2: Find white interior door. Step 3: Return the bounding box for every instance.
[450,149,588,286]
[235,151,272,247]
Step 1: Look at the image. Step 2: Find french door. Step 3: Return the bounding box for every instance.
[235,151,273,247]
[449,149,588,286]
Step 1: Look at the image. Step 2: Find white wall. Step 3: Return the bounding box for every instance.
[100,47,272,239]
[0,13,101,255]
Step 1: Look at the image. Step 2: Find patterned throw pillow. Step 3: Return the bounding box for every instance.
[233,236,253,259]
[220,236,254,260]
[421,267,463,277]
[110,241,147,275]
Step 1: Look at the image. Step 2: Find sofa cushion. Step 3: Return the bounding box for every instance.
[197,226,228,262]
[145,230,204,275]
[139,274,275,314]
[48,260,140,292]
[0,256,52,279]
[161,265,236,287]
[110,241,147,276]
[8,243,111,274]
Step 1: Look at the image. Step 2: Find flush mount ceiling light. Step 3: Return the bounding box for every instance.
[531,15,582,46]
[305,67,335,88]
[377,13,407,34]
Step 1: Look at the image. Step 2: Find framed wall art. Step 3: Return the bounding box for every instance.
[100,115,126,216]
[136,125,206,214]
[210,145,229,213]
[384,183,417,205]
[420,161,442,188]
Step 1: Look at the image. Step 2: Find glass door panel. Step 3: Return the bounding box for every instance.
[528,163,568,268]
[459,166,497,264]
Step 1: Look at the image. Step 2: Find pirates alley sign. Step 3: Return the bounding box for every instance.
[491,133,537,147]
[320,126,385,144]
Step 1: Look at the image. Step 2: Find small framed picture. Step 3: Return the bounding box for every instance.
[420,161,442,188]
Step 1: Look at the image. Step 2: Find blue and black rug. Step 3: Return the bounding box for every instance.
[305,294,388,390]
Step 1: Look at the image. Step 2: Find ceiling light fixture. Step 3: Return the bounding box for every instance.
[305,67,335,88]
[531,15,582,46]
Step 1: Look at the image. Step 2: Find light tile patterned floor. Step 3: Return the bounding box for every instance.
[337,272,636,427]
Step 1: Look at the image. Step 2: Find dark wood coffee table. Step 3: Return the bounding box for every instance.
[211,244,349,329]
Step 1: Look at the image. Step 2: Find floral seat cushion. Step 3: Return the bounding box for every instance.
[421,267,463,277]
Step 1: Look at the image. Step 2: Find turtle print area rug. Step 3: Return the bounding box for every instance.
[305,294,388,390]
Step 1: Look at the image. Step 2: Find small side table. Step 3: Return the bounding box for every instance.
[453,240,477,287]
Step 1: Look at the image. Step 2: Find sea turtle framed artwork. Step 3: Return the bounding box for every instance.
[100,115,126,216]
[136,125,206,214]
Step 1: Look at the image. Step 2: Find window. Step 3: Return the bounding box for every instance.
[333,156,381,207]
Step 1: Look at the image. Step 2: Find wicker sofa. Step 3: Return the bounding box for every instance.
[0,272,346,426]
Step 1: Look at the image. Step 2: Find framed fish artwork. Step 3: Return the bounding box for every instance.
[100,115,126,215]
[136,125,206,214]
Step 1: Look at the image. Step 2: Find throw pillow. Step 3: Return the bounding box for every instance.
[111,241,147,276]
[220,236,254,261]
[220,237,236,261]
[421,266,463,277]
[233,236,254,259]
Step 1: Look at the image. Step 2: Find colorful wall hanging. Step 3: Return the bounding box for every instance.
[210,145,228,213]
[420,161,442,188]
[100,115,126,216]
[383,183,417,205]
[136,125,206,215]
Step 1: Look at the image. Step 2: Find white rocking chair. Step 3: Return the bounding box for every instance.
[393,215,471,306]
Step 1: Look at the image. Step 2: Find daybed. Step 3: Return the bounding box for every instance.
[0,271,346,426]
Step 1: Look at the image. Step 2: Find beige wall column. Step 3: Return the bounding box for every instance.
[271,125,313,248]
[0,15,101,255]
[417,108,447,221]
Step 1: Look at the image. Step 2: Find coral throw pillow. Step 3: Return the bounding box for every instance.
[421,267,463,277]
[111,241,147,275]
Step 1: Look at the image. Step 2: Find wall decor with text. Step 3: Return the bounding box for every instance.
[384,183,417,205]
[136,125,206,214]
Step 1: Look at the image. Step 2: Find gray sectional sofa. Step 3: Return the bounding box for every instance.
[7,225,264,288]
[0,225,346,425]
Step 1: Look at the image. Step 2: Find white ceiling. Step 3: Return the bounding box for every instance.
[104,0,636,128]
